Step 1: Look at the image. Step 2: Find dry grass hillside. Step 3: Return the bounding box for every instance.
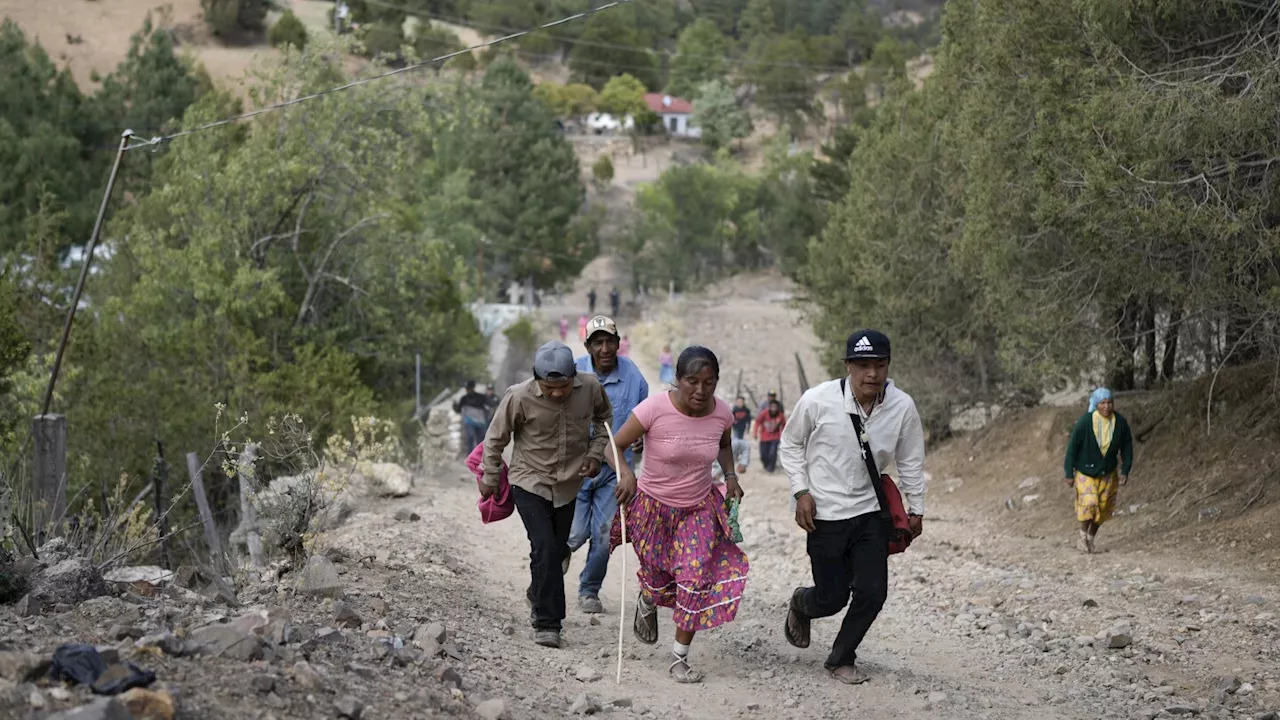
[931,363,1280,570]
[3,0,270,88]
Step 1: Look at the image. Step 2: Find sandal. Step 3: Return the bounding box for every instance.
[633,592,658,645]
[669,652,704,684]
[829,664,869,685]
[784,587,811,649]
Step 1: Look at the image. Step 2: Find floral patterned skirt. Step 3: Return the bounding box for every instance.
[1074,470,1119,524]
[609,488,749,632]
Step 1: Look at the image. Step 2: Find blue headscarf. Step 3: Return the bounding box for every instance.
[1087,387,1112,413]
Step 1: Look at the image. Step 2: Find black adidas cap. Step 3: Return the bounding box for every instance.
[844,329,891,361]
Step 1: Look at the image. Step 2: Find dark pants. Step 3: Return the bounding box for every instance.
[512,486,575,631]
[759,440,780,472]
[795,512,888,669]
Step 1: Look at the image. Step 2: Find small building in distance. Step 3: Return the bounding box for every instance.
[644,93,700,138]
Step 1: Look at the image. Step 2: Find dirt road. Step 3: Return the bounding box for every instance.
[326,273,1278,720]
[332,450,1276,720]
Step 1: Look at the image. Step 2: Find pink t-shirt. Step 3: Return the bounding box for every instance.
[633,392,733,508]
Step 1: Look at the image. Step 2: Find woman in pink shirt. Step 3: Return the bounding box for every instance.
[607,346,747,683]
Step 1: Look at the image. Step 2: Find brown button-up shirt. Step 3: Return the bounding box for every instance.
[481,374,613,507]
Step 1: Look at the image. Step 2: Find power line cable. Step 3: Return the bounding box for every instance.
[124,0,634,152]
[357,0,859,73]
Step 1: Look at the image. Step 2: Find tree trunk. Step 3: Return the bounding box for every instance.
[1141,297,1157,388]
[1160,303,1182,380]
[1224,307,1261,365]
[1108,300,1138,391]
[1224,265,1262,365]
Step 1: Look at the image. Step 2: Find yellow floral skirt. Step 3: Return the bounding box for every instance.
[1074,470,1119,524]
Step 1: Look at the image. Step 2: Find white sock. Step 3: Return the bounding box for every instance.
[673,641,690,657]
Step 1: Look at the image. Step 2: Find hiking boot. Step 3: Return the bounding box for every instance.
[579,595,605,614]
[1076,530,1091,553]
[533,629,562,648]
[829,665,869,685]
[1085,532,1097,554]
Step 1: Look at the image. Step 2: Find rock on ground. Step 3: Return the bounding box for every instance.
[357,462,413,498]
[334,695,363,719]
[32,557,108,607]
[119,687,176,720]
[570,693,602,715]
[47,697,134,720]
[187,624,264,661]
[476,698,506,720]
[295,554,344,599]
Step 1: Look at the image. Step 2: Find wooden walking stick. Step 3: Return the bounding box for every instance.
[604,421,627,684]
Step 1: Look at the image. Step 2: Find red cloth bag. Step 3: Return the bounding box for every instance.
[466,443,513,524]
[874,473,913,555]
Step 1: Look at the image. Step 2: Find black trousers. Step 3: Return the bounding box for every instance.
[512,486,576,631]
[795,512,888,669]
[759,440,780,472]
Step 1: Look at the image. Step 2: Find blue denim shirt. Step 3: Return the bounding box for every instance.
[575,354,648,468]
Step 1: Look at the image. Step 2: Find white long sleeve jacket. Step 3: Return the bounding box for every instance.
[779,378,927,520]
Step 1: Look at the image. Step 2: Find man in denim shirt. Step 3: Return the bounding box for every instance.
[570,315,649,614]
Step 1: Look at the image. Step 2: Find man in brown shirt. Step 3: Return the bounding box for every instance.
[481,340,613,648]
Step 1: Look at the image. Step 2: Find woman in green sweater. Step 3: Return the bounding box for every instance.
[1063,387,1133,553]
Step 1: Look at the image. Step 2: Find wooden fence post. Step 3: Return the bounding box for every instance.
[152,442,172,570]
[186,451,223,568]
[32,414,68,541]
[795,352,810,395]
[235,444,264,568]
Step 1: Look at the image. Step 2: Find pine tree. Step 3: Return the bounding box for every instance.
[667,19,730,100]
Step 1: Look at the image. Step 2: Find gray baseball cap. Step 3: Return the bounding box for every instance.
[533,341,576,380]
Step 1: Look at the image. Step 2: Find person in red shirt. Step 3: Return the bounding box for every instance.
[753,399,787,473]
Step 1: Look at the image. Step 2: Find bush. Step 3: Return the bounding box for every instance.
[201,0,269,38]
[591,154,614,188]
[412,21,460,62]
[504,315,538,355]
[241,415,351,562]
[268,10,308,50]
[360,21,405,60]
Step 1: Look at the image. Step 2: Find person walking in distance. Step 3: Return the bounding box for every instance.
[609,286,621,317]
[480,342,613,648]
[559,316,570,342]
[607,346,747,683]
[1063,387,1133,553]
[569,316,649,614]
[752,398,786,473]
[453,380,489,454]
[758,389,779,415]
[587,288,597,315]
[618,335,631,357]
[779,329,926,684]
[578,314,589,344]
[730,396,753,474]
[657,344,675,386]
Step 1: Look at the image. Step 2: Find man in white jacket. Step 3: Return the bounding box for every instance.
[778,329,926,684]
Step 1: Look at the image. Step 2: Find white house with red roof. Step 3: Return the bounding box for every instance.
[644,93,701,138]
